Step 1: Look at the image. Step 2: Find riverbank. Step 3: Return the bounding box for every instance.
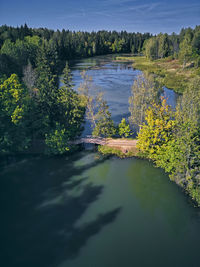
[98,139,138,158]
[115,56,200,93]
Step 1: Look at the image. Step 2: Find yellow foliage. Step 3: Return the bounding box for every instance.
[137,98,175,159]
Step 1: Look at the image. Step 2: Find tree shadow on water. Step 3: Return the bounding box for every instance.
[0,152,121,267]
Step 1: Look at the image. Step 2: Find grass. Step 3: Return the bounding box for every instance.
[115,56,200,93]
[98,145,138,158]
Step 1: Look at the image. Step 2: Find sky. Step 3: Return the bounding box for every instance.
[0,0,200,34]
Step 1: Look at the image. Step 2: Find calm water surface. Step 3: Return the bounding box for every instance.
[1,55,198,267]
[71,55,141,124]
[68,55,177,135]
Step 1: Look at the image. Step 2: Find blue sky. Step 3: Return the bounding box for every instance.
[0,0,200,34]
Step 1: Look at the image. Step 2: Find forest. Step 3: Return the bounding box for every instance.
[0,24,200,204]
[0,24,151,155]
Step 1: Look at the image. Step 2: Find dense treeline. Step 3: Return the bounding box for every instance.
[144,26,200,67]
[0,24,151,155]
[0,24,151,78]
[0,49,86,155]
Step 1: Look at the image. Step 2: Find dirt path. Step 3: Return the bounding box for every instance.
[105,138,138,153]
[72,137,138,153]
[106,138,137,147]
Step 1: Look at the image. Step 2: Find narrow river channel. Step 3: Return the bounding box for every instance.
[1,55,199,267]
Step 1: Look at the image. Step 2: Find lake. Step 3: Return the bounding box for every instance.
[1,55,199,267]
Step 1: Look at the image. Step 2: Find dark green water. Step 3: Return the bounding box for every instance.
[1,55,199,267]
[1,152,200,267]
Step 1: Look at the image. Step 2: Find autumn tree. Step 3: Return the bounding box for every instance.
[137,98,175,158]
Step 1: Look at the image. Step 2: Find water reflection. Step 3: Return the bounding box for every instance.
[1,151,200,267]
[126,158,189,236]
[70,55,178,135]
[0,152,121,267]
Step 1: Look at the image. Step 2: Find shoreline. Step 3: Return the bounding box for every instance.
[115,56,200,94]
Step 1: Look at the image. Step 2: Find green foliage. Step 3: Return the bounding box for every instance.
[61,61,73,88]
[157,33,171,58]
[143,26,200,66]
[111,39,125,53]
[0,36,40,76]
[92,100,116,137]
[43,61,86,154]
[0,24,200,81]
[145,37,159,60]
[137,98,175,159]
[144,34,172,60]
[45,123,70,155]
[137,77,200,205]
[98,144,138,158]
[118,118,131,138]
[98,145,124,157]
[35,50,57,134]
[0,24,152,79]
[179,34,193,68]
[0,50,86,155]
[0,74,31,153]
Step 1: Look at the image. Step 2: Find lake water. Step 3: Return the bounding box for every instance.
[70,55,140,124]
[1,55,199,267]
[69,54,178,135]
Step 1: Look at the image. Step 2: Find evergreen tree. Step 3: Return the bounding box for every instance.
[35,43,59,132]
[45,62,86,154]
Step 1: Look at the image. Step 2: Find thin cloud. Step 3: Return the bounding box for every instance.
[1,0,199,34]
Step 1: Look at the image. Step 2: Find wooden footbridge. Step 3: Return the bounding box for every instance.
[71,136,138,153]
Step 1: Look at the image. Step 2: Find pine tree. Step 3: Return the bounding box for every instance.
[45,62,86,154]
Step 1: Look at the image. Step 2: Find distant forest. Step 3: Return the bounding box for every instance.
[0,24,200,79]
[0,24,152,78]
